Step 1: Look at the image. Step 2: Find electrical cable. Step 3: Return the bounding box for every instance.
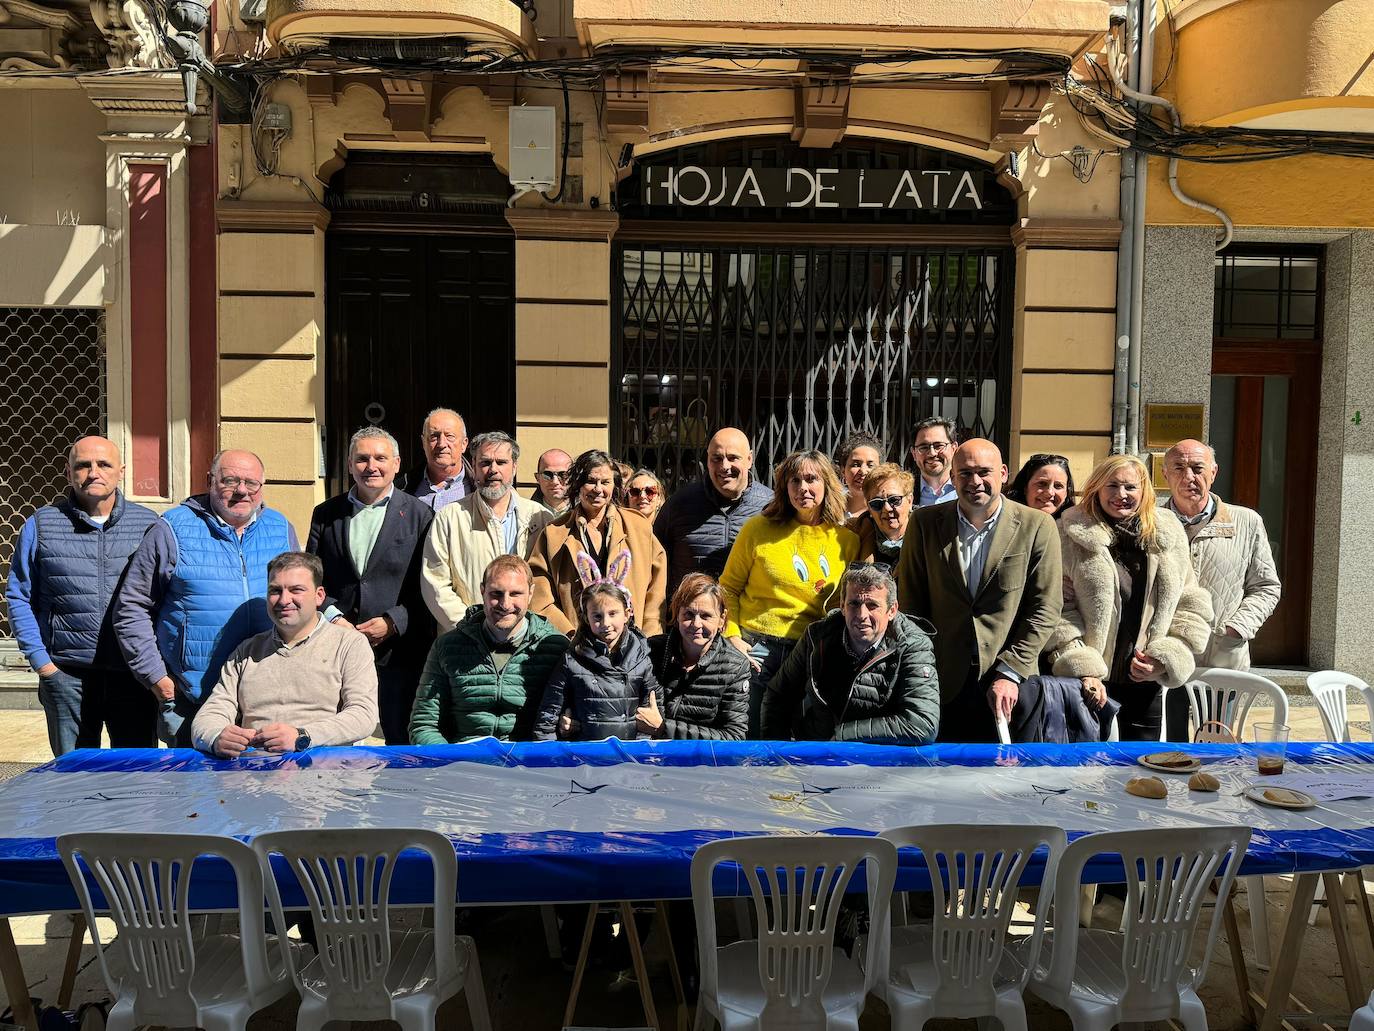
[540,77,572,203]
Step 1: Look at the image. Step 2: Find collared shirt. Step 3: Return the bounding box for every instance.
[477,493,520,556]
[956,499,1003,598]
[414,472,468,511]
[346,485,393,573]
[211,505,260,533]
[919,478,957,507]
[273,613,328,653]
[1174,494,1217,527]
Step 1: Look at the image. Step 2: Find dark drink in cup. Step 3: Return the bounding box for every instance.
[1254,722,1289,778]
[1257,756,1284,776]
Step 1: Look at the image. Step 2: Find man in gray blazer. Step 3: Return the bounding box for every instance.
[896,438,1063,742]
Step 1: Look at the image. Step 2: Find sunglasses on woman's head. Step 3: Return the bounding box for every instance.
[867,494,909,511]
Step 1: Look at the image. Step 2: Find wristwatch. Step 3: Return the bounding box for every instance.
[294,727,311,752]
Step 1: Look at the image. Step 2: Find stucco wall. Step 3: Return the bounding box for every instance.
[0,90,106,228]
[1139,225,1216,426]
[1311,230,1374,681]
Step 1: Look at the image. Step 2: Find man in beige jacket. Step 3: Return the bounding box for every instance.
[421,431,553,633]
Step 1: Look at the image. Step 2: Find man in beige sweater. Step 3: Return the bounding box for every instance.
[192,552,379,757]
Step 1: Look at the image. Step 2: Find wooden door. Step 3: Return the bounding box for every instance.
[1208,341,1319,665]
[326,232,515,493]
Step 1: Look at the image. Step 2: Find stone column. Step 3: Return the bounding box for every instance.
[1010,218,1122,488]
[505,208,620,493]
[80,72,197,508]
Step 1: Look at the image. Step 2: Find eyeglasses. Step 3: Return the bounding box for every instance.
[913,441,952,454]
[217,476,263,493]
[627,486,659,499]
[538,470,571,481]
[867,494,910,511]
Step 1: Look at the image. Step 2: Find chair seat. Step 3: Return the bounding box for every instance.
[887,924,1028,995]
[1019,929,1194,1007]
[709,939,866,1028]
[108,933,297,1006]
[299,929,474,1002]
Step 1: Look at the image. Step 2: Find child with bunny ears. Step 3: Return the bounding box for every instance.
[531,548,660,741]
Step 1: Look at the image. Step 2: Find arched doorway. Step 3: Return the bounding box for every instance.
[611,137,1017,488]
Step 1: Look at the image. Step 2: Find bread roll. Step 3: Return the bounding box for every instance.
[1188,772,1220,792]
[1126,776,1168,799]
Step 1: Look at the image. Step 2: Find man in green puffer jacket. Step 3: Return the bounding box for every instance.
[761,563,940,744]
[409,555,569,743]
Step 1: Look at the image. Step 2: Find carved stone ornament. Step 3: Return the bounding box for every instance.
[0,0,97,70]
[88,0,171,69]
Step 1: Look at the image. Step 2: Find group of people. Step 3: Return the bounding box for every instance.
[5,407,1281,760]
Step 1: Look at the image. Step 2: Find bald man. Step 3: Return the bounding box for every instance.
[531,448,572,513]
[654,427,773,595]
[896,438,1063,742]
[113,449,299,746]
[5,436,160,755]
[1160,438,1281,738]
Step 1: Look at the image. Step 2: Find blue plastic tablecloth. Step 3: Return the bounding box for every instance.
[0,739,1370,915]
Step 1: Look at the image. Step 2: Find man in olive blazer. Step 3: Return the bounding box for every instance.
[896,438,1062,742]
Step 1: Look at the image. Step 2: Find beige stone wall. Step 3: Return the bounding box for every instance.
[0,89,106,227]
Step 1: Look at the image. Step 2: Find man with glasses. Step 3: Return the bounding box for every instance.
[910,416,959,506]
[531,448,572,514]
[422,432,553,634]
[654,427,772,596]
[113,449,298,745]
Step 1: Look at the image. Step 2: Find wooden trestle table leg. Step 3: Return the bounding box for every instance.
[0,917,36,1031]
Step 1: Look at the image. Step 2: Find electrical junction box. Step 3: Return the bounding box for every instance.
[509,106,556,191]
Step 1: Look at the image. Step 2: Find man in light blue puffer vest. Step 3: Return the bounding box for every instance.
[113,449,298,745]
[5,436,159,755]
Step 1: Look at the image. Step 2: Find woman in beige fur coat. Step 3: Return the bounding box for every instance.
[1047,454,1213,740]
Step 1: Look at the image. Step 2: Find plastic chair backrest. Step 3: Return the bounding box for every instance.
[57,832,275,1027]
[691,834,897,1026]
[1307,670,1372,743]
[881,824,1066,1006]
[252,828,457,1021]
[1046,826,1251,1016]
[1186,669,1288,743]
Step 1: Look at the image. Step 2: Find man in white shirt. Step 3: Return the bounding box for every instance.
[910,416,959,506]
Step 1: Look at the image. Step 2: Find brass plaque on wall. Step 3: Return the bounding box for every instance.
[1144,403,1205,449]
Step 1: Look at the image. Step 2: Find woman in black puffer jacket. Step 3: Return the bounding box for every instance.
[638,574,750,741]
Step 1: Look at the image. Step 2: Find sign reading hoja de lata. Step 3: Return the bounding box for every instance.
[642,165,986,210]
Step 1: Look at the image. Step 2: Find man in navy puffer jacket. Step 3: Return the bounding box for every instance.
[5,436,158,755]
[113,449,297,746]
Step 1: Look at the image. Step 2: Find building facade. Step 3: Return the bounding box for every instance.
[0,0,1370,687]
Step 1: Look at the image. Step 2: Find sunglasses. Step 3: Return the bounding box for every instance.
[538,470,571,481]
[627,486,660,499]
[867,494,910,511]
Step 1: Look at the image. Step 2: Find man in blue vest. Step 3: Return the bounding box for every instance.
[112,449,298,746]
[5,436,159,755]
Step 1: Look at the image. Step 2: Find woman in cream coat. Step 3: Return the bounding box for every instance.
[1047,454,1213,741]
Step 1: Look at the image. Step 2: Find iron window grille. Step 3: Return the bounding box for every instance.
[612,241,1012,490]
[0,307,107,640]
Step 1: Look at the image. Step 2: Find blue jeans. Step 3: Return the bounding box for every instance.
[157,692,201,748]
[37,665,158,756]
[744,633,795,739]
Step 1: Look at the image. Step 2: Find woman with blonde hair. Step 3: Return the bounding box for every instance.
[852,462,914,578]
[623,468,666,523]
[1047,453,1213,740]
[718,449,859,736]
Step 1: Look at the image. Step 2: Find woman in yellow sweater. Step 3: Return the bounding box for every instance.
[719,449,860,737]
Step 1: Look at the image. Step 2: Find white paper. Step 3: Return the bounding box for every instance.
[1251,773,1374,802]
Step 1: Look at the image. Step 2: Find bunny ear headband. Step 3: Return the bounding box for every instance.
[576,547,636,619]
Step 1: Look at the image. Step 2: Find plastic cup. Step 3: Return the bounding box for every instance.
[1254,722,1290,776]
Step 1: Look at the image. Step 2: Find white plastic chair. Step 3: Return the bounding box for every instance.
[252,828,491,1031]
[57,832,299,1031]
[690,834,897,1031]
[1185,668,1288,742]
[1184,668,1287,968]
[1026,825,1251,1031]
[1307,670,1374,743]
[868,824,1067,1031]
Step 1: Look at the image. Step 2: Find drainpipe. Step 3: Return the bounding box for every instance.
[1110,9,1137,456]
[1111,0,1236,449]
